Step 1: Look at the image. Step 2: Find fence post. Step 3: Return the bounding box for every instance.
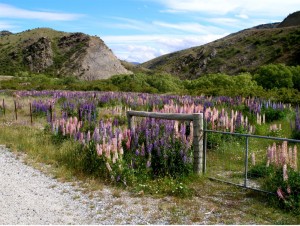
[29,102,33,125]
[49,104,53,123]
[203,119,207,174]
[193,113,204,175]
[14,100,17,121]
[244,136,249,187]
[127,111,132,130]
[2,99,5,116]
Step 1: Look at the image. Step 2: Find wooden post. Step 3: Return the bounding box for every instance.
[49,104,53,123]
[29,102,33,125]
[193,113,203,175]
[127,111,133,130]
[78,107,81,122]
[2,99,5,116]
[14,100,17,121]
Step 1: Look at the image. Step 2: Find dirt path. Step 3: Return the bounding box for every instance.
[0,145,181,224]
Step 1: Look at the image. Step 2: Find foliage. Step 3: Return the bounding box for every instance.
[2,64,300,104]
[261,106,289,123]
[254,64,294,90]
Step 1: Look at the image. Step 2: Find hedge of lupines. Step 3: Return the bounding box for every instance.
[14,90,292,135]
[51,114,193,182]
[263,142,299,212]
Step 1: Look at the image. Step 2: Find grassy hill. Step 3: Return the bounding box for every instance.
[141,12,300,79]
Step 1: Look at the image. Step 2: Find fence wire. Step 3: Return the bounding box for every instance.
[205,129,300,194]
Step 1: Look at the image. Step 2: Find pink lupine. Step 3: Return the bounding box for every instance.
[119,147,124,155]
[126,138,131,150]
[86,130,91,143]
[70,123,76,137]
[230,117,234,133]
[73,116,78,126]
[282,141,288,164]
[112,138,118,152]
[79,132,84,144]
[105,144,111,160]
[283,164,288,181]
[277,187,285,200]
[293,145,298,171]
[287,186,291,194]
[96,143,102,156]
[174,121,179,137]
[289,147,293,165]
[105,162,112,172]
[273,143,278,166]
[112,152,118,163]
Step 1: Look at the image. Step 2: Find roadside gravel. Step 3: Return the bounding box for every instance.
[0,145,176,225]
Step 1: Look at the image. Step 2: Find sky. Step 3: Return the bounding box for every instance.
[0,0,299,63]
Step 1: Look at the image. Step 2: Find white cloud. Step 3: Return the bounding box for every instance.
[154,0,241,14]
[235,14,249,19]
[102,34,226,63]
[153,21,225,34]
[102,17,159,32]
[153,0,300,18]
[0,3,83,21]
[0,21,16,30]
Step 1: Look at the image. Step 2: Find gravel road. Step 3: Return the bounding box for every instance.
[0,145,175,225]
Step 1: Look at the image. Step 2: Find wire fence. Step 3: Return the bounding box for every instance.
[204,128,300,194]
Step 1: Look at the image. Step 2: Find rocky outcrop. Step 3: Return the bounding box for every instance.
[0,28,131,79]
[57,34,131,80]
[23,37,53,72]
[0,30,13,36]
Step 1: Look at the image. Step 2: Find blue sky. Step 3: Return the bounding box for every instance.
[0,0,299,63]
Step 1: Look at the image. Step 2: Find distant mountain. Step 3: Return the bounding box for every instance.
[141,11,300,79]
[0,28,131,80]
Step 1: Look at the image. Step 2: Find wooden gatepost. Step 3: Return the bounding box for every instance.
[126,111,204,175]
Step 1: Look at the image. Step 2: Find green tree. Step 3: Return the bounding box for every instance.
[254,64,293,89]
[291,65,300,91]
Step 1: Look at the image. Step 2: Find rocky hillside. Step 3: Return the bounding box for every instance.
[0,28,131,80]
[141,11,300,79]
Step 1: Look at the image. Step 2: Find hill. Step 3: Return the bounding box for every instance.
[141,11,300,79]
[0,28,131,80]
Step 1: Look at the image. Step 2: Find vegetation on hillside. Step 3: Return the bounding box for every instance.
[1,63,300,103]
[141,26,300,78]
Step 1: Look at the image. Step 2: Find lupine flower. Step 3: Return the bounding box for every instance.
[283,164,288,181]
[96,143,102,156]
[277,187,285,200]
[106,162,112,172]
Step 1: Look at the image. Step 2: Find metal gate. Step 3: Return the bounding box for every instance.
[204,128,300,193]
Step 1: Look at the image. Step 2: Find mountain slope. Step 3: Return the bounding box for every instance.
[141,11,300,79]
[0,28,131,80]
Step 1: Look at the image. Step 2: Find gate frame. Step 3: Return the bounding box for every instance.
[204,128,300,193]
[126,110,205,175]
